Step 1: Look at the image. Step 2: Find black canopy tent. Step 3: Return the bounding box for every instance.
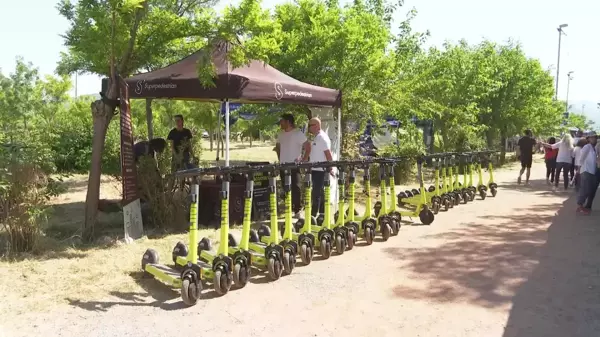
[101,40,342,166]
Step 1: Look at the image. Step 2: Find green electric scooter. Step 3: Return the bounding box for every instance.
[293,164,318,264]
[372,159,396,239]
[143,168,232,304]
[353,162,378,245]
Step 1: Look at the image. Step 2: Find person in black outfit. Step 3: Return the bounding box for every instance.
[517,129,538,185]
[167,114,194,171]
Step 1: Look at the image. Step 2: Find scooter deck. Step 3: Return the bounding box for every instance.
[228,246,269,267]
[145,263,182,287]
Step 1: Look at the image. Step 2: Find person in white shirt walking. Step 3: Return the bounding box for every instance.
[304,117,333,217]
[274,113,307,217]
[576,132,598,214]
[542,134,574,190]
[571,138,587,190]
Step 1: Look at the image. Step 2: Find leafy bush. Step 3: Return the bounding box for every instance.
[379,125,426,184]
[0,144,62,254]
[136,155,188,231]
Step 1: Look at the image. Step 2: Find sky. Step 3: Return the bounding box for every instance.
[1,0,598,115]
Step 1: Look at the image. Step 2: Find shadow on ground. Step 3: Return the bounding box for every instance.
[66,272,188,312]
[384,203,557,308]
[502,196,600,337]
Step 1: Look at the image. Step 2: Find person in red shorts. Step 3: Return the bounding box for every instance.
[544,137,558,185]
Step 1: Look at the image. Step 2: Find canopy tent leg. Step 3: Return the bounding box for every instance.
[145,98,153,140]
[216,107,221,161]
[225,100,230,167]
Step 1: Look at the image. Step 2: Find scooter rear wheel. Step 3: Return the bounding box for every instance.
[490,187,497,197]
[267,257,283,281]
[419,209,435,225]
[479,190,487,200]
[432,201,440,215]
[300,243,313,265]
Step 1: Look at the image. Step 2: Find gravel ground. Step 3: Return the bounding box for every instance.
[2,160,600,337]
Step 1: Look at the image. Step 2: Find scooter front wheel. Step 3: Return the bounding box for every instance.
[300,243,313,265]
[282,251,296,275]
[320,238,332,259]
[233,262,249,288]
[346,230,356,250]
[381,221,391,241]
[267,257,283,281]
[181,276,202,306]
[364,227,374,245]
[490,187,497,197]
[213,269,232,296]
[335,234,346,255]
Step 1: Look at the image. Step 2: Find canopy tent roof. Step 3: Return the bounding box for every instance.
[102,41,341,107]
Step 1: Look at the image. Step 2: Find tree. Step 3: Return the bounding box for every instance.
[270,0,401,157]
[57,0,281,240]
[566,112,595,131]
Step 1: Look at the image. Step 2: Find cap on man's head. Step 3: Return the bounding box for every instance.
[280,113,295,126]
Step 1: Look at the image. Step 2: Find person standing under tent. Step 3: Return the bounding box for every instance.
[516,129,537,185]
[541,134,574,191]
[304,117,333,217]
[274,113,307,218]
[576,132,598,214]
[167,114,194,171]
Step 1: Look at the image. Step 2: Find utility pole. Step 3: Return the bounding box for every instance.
[555,24,568,100]
[565,71,574,113]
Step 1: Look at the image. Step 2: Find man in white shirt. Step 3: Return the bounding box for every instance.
[304,117,333,217]
[576,132,598,215]
[274,113,307,216]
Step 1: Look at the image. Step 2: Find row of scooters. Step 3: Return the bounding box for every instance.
[141,151,498,305]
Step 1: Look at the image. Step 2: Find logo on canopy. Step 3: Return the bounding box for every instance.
[274,82,284,100]
[134,80,177,95]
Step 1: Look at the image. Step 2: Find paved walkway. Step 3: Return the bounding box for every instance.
[2,161,600,337]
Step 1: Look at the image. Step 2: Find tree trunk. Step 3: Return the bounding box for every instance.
[499,130,507,165]
[208,130,214,151]
[83,100,115,241]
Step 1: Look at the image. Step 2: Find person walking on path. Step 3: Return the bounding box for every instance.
[516,129,538,185]
[576,132,598,214]
[544,137,558,185]
[571,138,587,190]
[274,113,307,217]
[542,134,574,191]
[571,129,584,182]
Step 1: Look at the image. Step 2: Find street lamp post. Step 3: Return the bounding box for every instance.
[565,71,574,114]
[555,23,568,100]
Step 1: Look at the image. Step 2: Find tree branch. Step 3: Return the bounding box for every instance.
[118,3,147,75]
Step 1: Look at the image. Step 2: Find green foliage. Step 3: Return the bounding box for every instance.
[565,112,595,131]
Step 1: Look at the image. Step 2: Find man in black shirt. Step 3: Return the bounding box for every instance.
[167,114,194,171]
[517,129,538,185]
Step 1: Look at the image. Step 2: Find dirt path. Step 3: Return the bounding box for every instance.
[3,160,600,337]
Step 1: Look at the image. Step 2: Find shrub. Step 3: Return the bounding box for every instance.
[0,144,62,254]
